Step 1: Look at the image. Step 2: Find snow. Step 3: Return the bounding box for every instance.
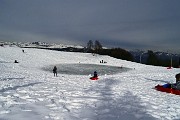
[0,46,180,120]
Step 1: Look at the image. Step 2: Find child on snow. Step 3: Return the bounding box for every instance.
[163,73,180,90]
[53,66,57,77]
[175,73,180,83]
[93,71,98,78]
[14,60,19,63]
[171,73,180,90]
[90,71,98,80]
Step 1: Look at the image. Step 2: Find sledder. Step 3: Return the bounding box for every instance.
[155,73,180,95]
[171,73,180,90]
[90,71,98,80]
[163,73,180,89]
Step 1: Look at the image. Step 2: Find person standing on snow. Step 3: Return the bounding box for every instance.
[53,66,57,77]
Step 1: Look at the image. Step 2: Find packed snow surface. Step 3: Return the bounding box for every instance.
[0,46,180,120]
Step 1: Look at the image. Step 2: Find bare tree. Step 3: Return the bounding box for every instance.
[94,40,102,53]
[87,40,94,51]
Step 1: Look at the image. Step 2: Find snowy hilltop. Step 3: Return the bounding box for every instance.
[0,46,180,120]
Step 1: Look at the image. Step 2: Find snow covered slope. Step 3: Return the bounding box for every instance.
[0,46,180,120]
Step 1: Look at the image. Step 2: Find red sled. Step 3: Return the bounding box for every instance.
[90,77,99,80]
[155,85,180,95]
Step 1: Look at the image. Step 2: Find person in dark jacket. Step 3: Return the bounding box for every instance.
[171,73,180,90]
[175,73,180,83]
[93,71,98,78]
[14,60,19,63]
[53,66,57,77]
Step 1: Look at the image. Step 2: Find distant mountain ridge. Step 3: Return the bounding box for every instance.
[1,41,179,67]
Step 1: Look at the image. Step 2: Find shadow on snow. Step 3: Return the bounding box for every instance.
[79,79,155,120]
[144,77,171,83]
[0,82,42,92]
[0,77,25,81]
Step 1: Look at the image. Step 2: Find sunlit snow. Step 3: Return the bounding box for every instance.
[0,46,180,120]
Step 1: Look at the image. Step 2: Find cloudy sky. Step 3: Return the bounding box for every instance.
[0,0,180,52]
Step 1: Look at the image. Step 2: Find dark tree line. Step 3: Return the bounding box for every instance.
[146,50,179,68]
[87,40,102,53]
[86,40,134,61]
[147,50,158,66]
[99,48,133,61]
[86,40,179,67]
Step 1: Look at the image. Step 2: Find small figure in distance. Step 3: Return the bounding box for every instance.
[93,71,98,78]
[22,49,25,53]
[90,71,98,80]
[14,60,19,63]
[53,66,57,77]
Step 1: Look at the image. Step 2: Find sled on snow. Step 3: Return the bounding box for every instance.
[155,84,180,95]
[90,76,99,80]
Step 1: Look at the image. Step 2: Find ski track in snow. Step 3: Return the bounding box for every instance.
[0,46,180,120]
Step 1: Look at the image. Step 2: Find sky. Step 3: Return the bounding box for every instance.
[0,0,180,53]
